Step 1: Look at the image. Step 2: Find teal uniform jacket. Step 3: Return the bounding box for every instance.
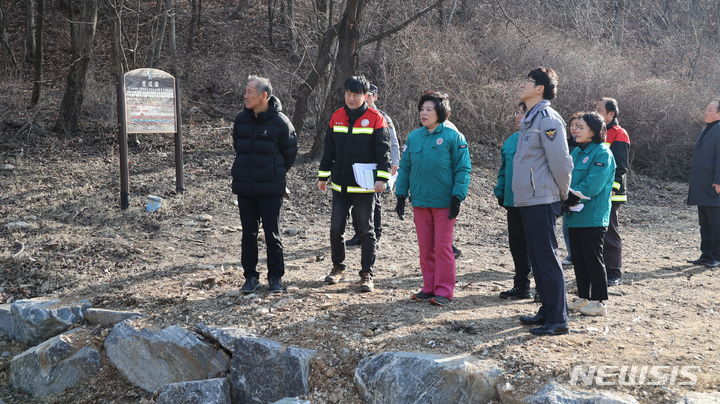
[494,131,520,207]
[395,122,472,208]
[565,142,616,228]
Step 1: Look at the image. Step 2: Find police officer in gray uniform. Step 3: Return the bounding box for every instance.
[513,67,573,336]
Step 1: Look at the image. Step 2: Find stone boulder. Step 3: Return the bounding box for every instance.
[10,328,101,397]
[229,337,316,404]
[498,381,639,404]
[195,323,254,354]
[272,398,311,404]
[354,351,503,404]
[104,321,230,392]
[676,392,720,404]
[84,308,142,327]
[155,378,231,404]
[0,303,11,338]
[10,298,91,345]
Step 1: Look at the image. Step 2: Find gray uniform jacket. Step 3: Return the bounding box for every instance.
[687,121,720,206]
[511,100,573,207]
[377,108,400,166]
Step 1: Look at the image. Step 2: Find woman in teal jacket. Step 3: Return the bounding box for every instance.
[563,111,616,317]
[395,92,472,306]
[494,102,534,300]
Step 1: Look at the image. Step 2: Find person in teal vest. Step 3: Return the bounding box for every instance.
[563,111,616,317]
[495,102,534,300]
[395,91,472,306]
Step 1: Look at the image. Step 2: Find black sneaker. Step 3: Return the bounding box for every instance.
[499,287,533,300]
[268,278,284,293]
[240,277,259,294]
[411,291,434,302]
[452,245,462,259]
[345,235,361,247]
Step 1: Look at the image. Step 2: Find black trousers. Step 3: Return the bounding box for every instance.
[569,227,608,301]
[237,195,284,280]
[603,202,622,279]
[507,207,532,290]
[518,202,568,324]
[698,206,720,260]
[331,192,376,275]
[350,193,382,239]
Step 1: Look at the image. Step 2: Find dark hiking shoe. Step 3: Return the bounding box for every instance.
[324,267,345,285]
[359,273,374,293]
[268,278,284,293]
[240,277,259,294]
[411,291,434,302]
[429,296,452,306]
[499,287,533,300]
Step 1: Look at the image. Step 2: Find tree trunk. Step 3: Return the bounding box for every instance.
[25,0,35,63]
[187,0,199,51]
[308,0,363,158]
[54,0,98,134]
[104,0,125,78]
[291,24,338,135]
[0,0,17,70]
[166,0,175,55]
[286,0,296,53]
[267,0,276,48]
[148,0,167,67]
[30,0,44,105]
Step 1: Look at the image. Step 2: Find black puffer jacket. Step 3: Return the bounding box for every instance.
[231,96,298,196]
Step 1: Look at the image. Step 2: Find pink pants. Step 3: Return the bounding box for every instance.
[413,207,456,299]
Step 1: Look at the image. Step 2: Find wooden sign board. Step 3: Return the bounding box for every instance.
[124,68,177,134]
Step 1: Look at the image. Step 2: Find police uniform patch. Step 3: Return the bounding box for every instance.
[545,129,557,141]
[594,162,605,166]
[361,119,370,127]
[436,138,444,145]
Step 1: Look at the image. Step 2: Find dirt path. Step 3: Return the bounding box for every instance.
[0,129,718,403]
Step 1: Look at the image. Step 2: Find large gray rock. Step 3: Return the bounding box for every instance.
[195,323,254,354]
[354,351,503,404]
[0,303,11,338]
[105,321,230,392]
[84,308,142,327]
[10,298,91,345]
[229,337,316,404]
[272,398,310,404]
[498,381,639,404]
[676,392,720,404]
[155,378,231,404]
[9,328,101,397]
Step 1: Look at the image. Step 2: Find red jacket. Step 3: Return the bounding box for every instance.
[605,121,630,202]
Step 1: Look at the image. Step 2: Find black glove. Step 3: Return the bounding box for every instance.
[565,192,580,207]
[448,196,461,219]
[395,196,406,220]
[497,197,504,207]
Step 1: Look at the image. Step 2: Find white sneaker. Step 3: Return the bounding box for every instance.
[567,297,590,312]
[579,301,607,317]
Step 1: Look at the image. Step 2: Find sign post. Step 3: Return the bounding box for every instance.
[117,68,184,209]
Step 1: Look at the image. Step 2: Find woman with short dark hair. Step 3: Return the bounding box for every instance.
[564,111,616,316]
[395,92,472,306]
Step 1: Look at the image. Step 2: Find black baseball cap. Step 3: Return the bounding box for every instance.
[369,84,379,95]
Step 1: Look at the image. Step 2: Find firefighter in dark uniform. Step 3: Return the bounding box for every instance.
[595,98,629,286]
[317,76,391,293]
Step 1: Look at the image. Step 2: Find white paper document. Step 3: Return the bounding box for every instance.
[569,203,585,212]
[352,163,377,190]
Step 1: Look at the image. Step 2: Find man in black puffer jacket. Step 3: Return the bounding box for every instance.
[232,75,298,294]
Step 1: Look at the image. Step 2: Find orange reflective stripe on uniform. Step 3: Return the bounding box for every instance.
[351,127,374,134]
[376,170,390,179]
[333,125,349,133]
[611,194,627,202]
[612,181,621,190]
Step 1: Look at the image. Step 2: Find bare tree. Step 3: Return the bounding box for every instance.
[0,0,17,70]
[30,0,45,105]
[167,0,176,55]
[187,0,201,51]
[25,0,36,63]
[54,0,98,134]
[148,0,168,67]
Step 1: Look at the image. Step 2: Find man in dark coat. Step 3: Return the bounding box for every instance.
[687,99,720,268]
[232,75,298,293]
